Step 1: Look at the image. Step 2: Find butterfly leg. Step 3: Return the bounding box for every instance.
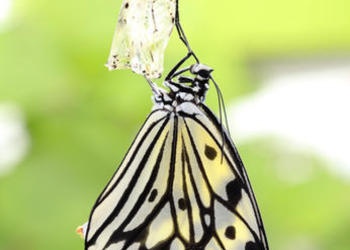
[175,0,199,63]
[165,53,193,82]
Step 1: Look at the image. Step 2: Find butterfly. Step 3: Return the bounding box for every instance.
[81,52,269,250]
[105,0,177,79]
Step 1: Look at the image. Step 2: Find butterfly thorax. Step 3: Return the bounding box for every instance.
[152,64,213,112]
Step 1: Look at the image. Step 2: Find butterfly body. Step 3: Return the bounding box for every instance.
[84,63,268,250]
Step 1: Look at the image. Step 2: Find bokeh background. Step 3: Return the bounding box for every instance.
[1,0,350,249]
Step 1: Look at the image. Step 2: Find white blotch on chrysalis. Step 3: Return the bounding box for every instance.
[105,0,176,79]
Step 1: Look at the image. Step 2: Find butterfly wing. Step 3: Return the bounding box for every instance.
[179,103,268,249]
[85,109,173,249]
[85,101,268,250]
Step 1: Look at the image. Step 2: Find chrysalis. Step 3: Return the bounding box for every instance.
[105,0,176,79]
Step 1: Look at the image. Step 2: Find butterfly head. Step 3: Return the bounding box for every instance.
[151,63,213,111]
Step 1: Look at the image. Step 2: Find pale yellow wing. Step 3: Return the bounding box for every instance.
[176,104,267,249]
[84,102,268,250]
[85,109,172,249]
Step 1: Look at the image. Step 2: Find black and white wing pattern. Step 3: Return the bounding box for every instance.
[83,62,269,250]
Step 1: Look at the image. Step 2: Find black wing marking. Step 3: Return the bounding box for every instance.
[85,103,268,250]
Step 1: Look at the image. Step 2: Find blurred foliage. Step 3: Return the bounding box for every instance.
[1,0,350,249]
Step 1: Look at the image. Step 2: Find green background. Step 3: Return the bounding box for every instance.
[1,0,350,249]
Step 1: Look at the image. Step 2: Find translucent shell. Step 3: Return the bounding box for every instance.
[105,0,176,79]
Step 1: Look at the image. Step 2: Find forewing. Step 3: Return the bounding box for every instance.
[85,110,175,250]
[180,104,268,249]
